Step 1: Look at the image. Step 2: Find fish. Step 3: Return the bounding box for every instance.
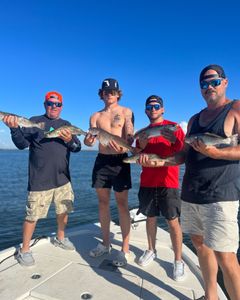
[88,127,134,152]
[134,124,178,139]
[185,132,239,147]
[0,111,45,129]
[123,153,178,164]
[44,125,87,138]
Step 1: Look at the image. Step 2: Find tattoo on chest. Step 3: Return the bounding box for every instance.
[113,114,121,123]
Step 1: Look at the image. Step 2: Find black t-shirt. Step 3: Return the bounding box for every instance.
[10,114,81,191]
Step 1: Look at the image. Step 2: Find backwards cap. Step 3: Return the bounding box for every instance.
[145,95,163,107]
[199,64,226,82]
[45,91,63,103]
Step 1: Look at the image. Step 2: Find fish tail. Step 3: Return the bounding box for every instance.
[81,130,88,136]
[129,146,135,153]
[43,131,50,137]
[229,134,239,146]
[36,122,45,130]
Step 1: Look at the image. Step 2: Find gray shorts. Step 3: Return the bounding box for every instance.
[181,201,239,253]
[25,182,74,221]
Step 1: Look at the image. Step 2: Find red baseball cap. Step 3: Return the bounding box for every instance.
[45,91,63,102]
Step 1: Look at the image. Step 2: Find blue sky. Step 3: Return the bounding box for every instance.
[0,0,240,149]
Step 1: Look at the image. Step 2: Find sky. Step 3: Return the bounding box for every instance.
[0,0,240,149]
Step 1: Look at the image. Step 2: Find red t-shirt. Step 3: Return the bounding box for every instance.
[137,120,185,188]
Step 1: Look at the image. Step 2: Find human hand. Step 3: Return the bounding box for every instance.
[108,140,126,153]
[161,128,176,143]
[126,134,134,145]
[138,132,148,150]
[84,132,97,146]
[58,128,72,143]
[190,139,219,158]
[3,115,18,128]
[137,153,166,167]
[137,153,149,165]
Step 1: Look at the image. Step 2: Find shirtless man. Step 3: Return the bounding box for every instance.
[84,78,134,266]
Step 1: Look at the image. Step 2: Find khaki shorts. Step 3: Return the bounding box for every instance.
[181,201,239,253]
[25,182,74,221]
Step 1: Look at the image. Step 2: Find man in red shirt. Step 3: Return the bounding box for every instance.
[136,95,185,281]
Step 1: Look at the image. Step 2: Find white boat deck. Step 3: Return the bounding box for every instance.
[0,221,227,300]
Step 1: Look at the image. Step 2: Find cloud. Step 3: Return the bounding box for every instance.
[179,121,188,133]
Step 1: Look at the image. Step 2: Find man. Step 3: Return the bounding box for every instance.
[180,65,240,300]
[84,78,134,266]
[3,91,81,267]
[135,95,186,281]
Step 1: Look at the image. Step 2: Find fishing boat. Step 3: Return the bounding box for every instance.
[0,209,227,300]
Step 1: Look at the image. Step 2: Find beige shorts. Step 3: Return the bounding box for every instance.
[25,182,74,221]
[181,200,239,253]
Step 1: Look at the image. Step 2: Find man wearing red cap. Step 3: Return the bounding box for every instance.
[3,91,81,266]
[84,78,134,266]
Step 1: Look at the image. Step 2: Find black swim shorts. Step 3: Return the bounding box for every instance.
[137,187,181,219]
[92,153,132,192]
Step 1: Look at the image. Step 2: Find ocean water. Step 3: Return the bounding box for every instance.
[1,149,239,298]
[0,150,239,255]
[0,149,183,250]
[0,149,146,250]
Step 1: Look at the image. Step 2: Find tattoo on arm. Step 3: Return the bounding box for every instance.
[125,112,134,136]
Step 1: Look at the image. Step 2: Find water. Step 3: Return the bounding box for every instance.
[0,149,239,298]
[0,150,148,250]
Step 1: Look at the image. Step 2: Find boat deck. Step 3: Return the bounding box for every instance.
[0,221,227,300]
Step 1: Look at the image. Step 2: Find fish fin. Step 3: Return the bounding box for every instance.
[146,134,155,139]
[204,132,223,138]
[37,122,45,130]
[133,126,149,139]
[99,136,109,146]
[129,146,136,154]
[43,131,51,137]
[80,130,88,136]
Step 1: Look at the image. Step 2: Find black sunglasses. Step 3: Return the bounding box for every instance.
[45,101,62,108]
[103,90,118,95]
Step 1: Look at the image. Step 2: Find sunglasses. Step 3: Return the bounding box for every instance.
[45,101,62,108]
[200,79,223,90]
[146,104,162,111]
[103,90,118,95]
